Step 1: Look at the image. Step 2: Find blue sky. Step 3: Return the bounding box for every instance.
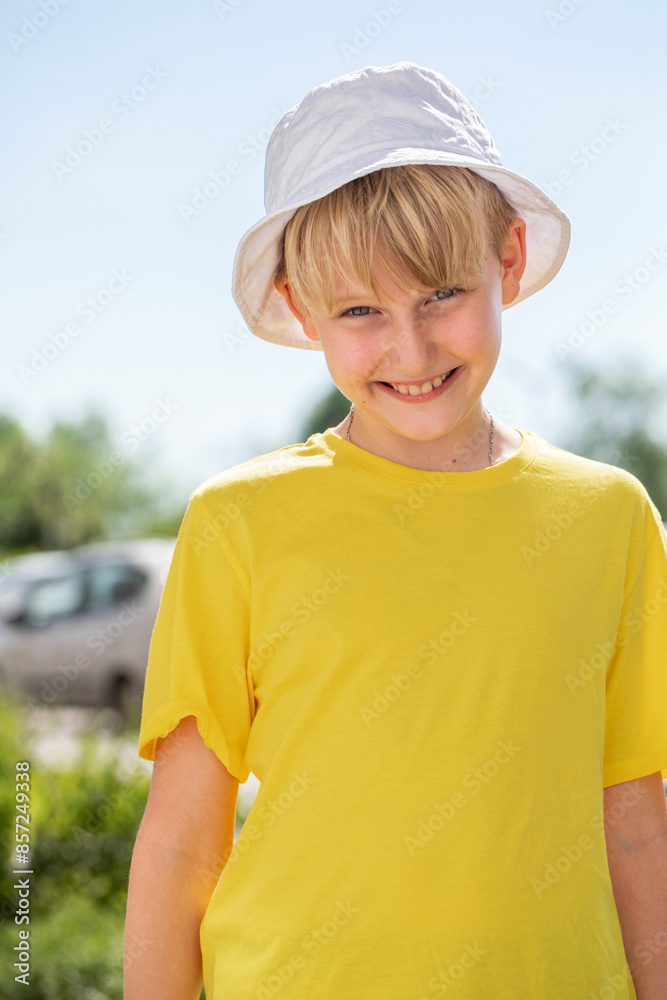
[2,0,666,502]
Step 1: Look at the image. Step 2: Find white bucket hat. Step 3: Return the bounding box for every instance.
[232,60,571,351]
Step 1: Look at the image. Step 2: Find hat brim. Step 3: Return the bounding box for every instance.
[232,151,571,351]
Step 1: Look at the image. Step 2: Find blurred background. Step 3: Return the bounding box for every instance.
[1,0,666,996]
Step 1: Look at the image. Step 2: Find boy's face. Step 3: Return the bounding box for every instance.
[275,220,526,468]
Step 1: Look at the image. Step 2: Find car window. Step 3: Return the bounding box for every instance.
[23,573,87,626]
[0,580,32,622]
[87,563,147,612]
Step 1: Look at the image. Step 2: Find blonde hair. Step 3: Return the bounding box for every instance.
[275,164,520,316]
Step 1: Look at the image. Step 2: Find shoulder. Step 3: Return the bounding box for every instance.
[526,430,665,538]
[530,431,653,498]
[170,435,338,560]
[188,433,336,508]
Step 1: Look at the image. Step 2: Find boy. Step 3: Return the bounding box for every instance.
[124,62,667,999]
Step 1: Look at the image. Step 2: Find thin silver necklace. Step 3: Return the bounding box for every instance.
[345,403,495,467]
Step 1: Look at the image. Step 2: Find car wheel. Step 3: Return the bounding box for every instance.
[109,675,142,726]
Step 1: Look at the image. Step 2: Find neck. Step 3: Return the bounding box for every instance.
[339,404,498,472]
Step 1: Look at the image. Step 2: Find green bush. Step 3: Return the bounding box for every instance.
[0,697,150,999]
[30,734,150,912]
[0,689,28,929]
[0,697,233,997]
[11,895,126,1000]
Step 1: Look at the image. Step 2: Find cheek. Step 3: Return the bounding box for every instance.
[322,334,378,381]
[446,303,501,358]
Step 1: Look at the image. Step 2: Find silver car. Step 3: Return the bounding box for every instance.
[0,538,175,714]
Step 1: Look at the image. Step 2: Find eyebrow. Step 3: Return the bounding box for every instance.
[332,293,373,310]
[332,286,368,304]
[332,282,457,309]
[332,283,406,307]
[332,295,391,312]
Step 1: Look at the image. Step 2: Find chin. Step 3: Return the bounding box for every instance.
[386,421,456,442]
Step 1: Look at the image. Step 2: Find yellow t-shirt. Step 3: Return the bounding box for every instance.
[138,426,667,1000]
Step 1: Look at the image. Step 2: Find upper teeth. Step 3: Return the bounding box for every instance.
[390,371,450,395]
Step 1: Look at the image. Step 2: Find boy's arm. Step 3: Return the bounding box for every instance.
[604,771,667,999]
[124,715,239,1000]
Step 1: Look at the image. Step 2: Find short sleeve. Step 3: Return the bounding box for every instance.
[603,495,667,786]
[138,491,254,783]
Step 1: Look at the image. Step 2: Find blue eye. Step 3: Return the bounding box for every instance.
[340,287,462,318]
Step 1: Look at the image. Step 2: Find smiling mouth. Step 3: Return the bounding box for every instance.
[378,367,460,396]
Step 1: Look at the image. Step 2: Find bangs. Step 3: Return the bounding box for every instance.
[275,164,519,316]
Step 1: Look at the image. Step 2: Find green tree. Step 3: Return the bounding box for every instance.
[0,410,183,555]
[33,412,155,550]
[558,360,667,516]
[0,416,44,551]
[299,385,351,439]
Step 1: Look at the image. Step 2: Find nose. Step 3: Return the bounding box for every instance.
[380,314,436,375]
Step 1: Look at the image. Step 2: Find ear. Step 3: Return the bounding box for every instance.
[274,274,321,343]
[500,218,528,306]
